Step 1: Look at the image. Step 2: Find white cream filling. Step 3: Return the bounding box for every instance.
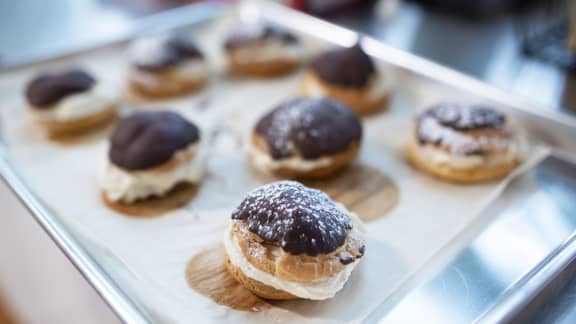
[223,222,361,300]
[230,41,304,64]
[416,138,524,170]
[31,88,114,122]
[304,70,392,101]
[248,141,332,173]
[99,142,205,203]
[130,59,207,89]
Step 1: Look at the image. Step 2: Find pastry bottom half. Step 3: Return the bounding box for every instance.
[39,104,117,137]
[228,57,299,78]
[224,250,298,300]
[405,139,521,183]
[128,75,206,99]
[102,181,198,217]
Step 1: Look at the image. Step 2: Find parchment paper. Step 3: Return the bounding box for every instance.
[0,11,549,323]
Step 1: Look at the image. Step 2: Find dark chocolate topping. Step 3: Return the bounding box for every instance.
[109,111,200,171]
[26,69,95,107]
[224,23,298,50]
[339,254,355,265]
[417,102,507,155]
[131,34,203,71]
[255,97,362,160]
[231,181,352,256]
[310,43,375,87]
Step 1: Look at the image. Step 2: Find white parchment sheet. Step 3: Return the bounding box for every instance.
[0,13,549,323]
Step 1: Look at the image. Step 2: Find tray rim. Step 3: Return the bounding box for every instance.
[2,2,576,323]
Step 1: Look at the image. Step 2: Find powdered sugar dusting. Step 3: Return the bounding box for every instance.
[417,102,510,155]
[231,181,352,256]
[255,97,361,159]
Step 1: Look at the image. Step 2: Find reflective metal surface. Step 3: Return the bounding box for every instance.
[3,0,574,115]
[0,1,227,69]
[365,154,576,323]
[327,1,576,115]
[0,157,152,324]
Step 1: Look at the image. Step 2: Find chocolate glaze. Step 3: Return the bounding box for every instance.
[255,97,362,160]
[109,111,200,171]
[339,253,355,265]
[224,23,298,50]
[417,102,507,155]
[131,34,203,71]
[310,43,375,88]
[26,69,95,108]
[231,181,352,256]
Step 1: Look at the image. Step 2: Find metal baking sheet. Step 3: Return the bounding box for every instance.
[2,2,576,323]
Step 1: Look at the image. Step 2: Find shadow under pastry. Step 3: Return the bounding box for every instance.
[186,244,271,312]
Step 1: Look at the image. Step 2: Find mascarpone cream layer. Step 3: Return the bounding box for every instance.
[414,137,524,170]
[248,142,332,173]
[223,221,362,300]
[130,59,207,88]
[305,71,391,101]
[100,142,204,203]
[230,41,304,64]
[31,88,115,122]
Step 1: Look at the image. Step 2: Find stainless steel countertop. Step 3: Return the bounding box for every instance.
[326,1,576,115]
[327,3,576,322]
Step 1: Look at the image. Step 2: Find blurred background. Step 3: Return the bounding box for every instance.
[0,0,574,113]
[0,0,575,323]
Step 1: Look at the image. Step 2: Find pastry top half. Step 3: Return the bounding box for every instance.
[309,43,375,88]
[26,69,96,108]
[224,22,299,51]
[109,111,200,171]
[415,102,514,156]
[229,181,365,282]
[130,34,204,72]
[254,97,362,160]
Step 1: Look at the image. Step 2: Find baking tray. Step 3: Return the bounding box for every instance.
[2,2,576,323]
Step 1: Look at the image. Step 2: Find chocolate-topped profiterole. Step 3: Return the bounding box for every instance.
[302,42,390,115]
[26,70,95,107]
[406,101,525,183]
[256,97,361,159]
[232,181,352,255]
[224,23,298,50]
[310,43,375,88]
[224,22,303,77]
[131,34,203,71]
[100,110,205,205]
[109,111,200,171]
[250,97,362,179]
[224,181,365,300]
[127,34,208,98]
[25,68,118,137]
